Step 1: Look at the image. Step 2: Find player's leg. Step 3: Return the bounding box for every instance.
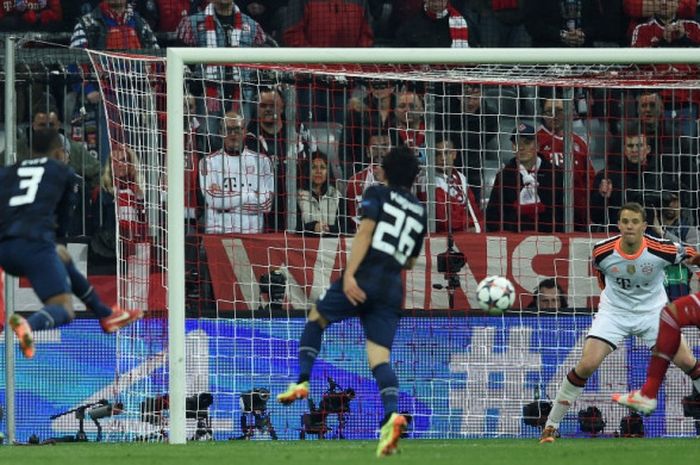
[541,337,614,442]
[24,247,75,332]
[277,304,328,403]
[542,309,624,442]
[362,304,406,457]
[8,241,76,358]
[56,244,142,332]
[367,339,406,457]
[615,294,700,412]
[277,280,355,405]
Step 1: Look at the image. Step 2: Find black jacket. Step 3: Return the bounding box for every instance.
[485,156,564,232]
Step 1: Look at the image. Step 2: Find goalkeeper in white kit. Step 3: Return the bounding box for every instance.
[540,202,700,443]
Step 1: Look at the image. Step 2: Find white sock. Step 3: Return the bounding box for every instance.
[545,374,585,429]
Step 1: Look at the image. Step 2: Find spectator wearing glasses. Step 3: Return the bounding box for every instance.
[199,111,274,234]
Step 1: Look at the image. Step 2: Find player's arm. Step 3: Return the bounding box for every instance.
[343,217,377,306]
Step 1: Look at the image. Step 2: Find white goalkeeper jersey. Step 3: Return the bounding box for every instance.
[592,234,693,313]
[199,147,274,233]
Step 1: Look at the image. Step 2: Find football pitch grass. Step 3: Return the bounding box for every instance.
[2,439,697,465]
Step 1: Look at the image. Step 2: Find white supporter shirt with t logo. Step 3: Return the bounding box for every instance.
[199,147,274,233]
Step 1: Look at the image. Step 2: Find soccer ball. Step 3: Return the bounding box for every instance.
[476,276,516,313]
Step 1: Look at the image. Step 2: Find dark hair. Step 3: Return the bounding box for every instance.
[299,150,334,193]
[620,202,647,222]
[258,85,284,102]
[533,278,568,309]
[622,120,646,139]
[31,127,62,156]
[382,146,419,189]
[435,133,456,149]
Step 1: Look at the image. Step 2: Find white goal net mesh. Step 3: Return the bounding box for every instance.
[87,50,700,440]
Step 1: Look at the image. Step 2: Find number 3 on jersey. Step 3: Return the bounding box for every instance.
[372,203,424,266]
[9,167,45,206]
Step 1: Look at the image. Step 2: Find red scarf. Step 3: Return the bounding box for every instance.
[424,3,469,48]
[203,2,242,80]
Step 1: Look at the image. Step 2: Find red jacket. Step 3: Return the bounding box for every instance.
[418,170,483,233]
[156,0,190,32]
[624,0,696,38]
[631,18,700,109]
[631,17,700,47]
[537,126,594,228]
[283,0,373,47]
[345,165,382,228]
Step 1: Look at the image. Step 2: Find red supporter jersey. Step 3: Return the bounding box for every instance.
[537,126,594,227]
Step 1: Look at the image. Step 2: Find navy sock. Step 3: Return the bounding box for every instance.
[65,260,111,318]
[373,362,399,418]
[27,304,72,331]
[297,320,324,383]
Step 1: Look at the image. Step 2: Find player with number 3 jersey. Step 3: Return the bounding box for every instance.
[276,146,426,457]
[0,129,142,359]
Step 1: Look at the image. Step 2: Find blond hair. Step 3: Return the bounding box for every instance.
[101,144,144,197]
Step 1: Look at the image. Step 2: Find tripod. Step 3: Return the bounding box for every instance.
[50,400,118,442]
[433,233,465,310]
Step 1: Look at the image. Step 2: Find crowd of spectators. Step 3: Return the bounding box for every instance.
[2,0,700,274]
[1,1,699,48]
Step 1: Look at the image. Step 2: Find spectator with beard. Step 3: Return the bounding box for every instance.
[590,124,664,230]
[390,89,426,163]
[440,83,498,203]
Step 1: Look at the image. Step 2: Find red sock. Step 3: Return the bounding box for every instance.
[641,294,700,398]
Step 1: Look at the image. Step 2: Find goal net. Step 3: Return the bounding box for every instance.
[86,48,700,441]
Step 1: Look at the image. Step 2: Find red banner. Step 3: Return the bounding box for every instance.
[202,232,607,312]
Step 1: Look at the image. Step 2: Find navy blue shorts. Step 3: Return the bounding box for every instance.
[0,238,70,302]
[316,275,403,349]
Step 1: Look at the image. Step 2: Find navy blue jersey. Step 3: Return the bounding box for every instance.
[0,157,76,242]
[357,184,427,276]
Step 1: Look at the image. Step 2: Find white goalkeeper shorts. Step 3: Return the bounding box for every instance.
[587,304,663,350]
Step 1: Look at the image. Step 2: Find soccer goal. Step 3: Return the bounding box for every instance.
[86,47,700,443]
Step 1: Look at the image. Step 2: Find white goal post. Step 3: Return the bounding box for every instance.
[157,47,700,444]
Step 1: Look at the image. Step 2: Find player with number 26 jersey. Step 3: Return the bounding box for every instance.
[357,184,427,276]
[276,146,426,457]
